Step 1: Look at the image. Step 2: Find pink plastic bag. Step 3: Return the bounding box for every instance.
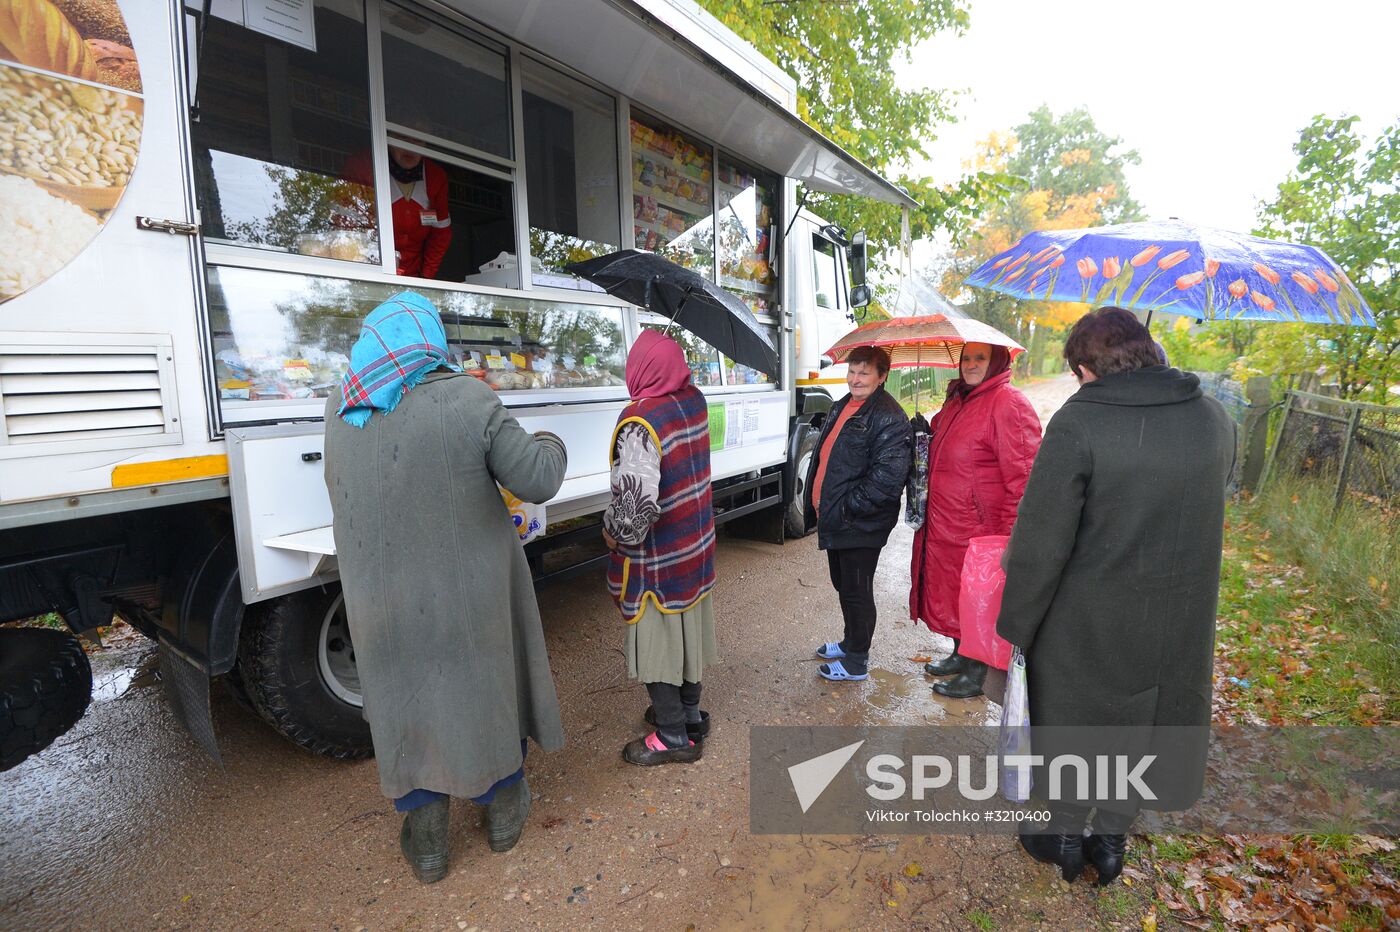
[957,535,1014,671]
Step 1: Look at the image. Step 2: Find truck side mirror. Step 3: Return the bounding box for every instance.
[848,231,870,308]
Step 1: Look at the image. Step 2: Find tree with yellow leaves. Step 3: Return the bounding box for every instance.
[940,107,1143,374]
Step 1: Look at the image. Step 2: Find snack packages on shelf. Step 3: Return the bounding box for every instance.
[215,347,350,402]
[457,346,623,391]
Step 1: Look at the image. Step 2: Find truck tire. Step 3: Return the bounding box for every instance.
[237,586,372,760]
[0,628,93,772]
[785,428,820,539]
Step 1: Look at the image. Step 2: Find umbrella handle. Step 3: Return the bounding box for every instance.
[663,290,691,339]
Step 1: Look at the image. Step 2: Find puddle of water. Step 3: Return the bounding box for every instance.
[90,651,160,702]
[858,668,1004,726]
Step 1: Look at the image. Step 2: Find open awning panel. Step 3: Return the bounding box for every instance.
[457,0,917,208]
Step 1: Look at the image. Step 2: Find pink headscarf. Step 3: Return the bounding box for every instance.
[626,329,691,400]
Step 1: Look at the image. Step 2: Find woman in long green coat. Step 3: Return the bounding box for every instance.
[997,308,1235,885]
[323,292,567,883]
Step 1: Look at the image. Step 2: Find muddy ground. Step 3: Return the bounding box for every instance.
[3,375,1151,930]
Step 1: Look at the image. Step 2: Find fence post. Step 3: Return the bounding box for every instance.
[1240,376,1272,492]
[1259,391,1293,495]
[1332,404,1362,517]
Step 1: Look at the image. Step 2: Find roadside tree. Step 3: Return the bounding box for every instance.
[1239,115,1399,402]
[937,108,1143,373]
[699,0,1016,259]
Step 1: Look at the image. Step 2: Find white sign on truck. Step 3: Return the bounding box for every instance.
[0,0,913,766]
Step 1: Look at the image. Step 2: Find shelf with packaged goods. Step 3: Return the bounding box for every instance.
[633,216,708,247]
[632,181,711,219]
[633,142,712,180]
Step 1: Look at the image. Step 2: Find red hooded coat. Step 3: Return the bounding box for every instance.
[909,369,1042,637]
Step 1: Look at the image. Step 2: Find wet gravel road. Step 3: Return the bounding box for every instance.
[2,376,1120,930]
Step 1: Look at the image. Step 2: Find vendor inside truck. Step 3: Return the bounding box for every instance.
[340,142,453,279]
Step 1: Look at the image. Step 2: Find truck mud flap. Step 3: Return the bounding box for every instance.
[159,639,221,766]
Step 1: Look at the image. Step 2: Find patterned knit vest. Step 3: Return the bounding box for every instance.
[606,385,716,622]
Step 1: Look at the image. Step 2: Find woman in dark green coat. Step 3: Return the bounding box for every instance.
[324,293,567,884]
[996,308,1235,885]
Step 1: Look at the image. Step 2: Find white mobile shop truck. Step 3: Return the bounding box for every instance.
[0,0,912,766]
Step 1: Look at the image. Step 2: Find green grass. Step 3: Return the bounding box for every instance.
[965,909,996,930]
[1151,837,1194,862]
[1142,480,1398,928]
[1094,887,1138,920]
[1214,479,1398,723]
[1,612,65,630]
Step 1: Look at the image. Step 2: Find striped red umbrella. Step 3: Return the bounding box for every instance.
[824,314,1025,368]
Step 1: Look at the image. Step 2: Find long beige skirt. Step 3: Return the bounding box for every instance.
[625,594,718,685]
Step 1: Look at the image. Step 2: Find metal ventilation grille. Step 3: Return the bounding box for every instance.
[0,349,168,443]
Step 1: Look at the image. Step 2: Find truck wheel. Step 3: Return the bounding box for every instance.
[237,586,372,760]
[785,428,820,538]
[0,628,93,772]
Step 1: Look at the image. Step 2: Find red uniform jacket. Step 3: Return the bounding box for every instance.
[339,152,452,279]
[909,369,1042,637]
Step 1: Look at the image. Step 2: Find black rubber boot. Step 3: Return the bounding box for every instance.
[924,638,966,676]
[931,658,986,698]
[399,797,450,883]
[484,776,531,853]
[1018,829,1086,883]
[1083,833,1128,885]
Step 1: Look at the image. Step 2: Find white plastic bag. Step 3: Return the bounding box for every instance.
[998,647,1032,803]
[499,487,545,544]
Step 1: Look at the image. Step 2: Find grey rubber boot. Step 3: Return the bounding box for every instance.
[485,776,531,852]
[399,797,450,883]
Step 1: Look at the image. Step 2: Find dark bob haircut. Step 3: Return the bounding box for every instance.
[1064,307,1161,378]
[845,344,891,377]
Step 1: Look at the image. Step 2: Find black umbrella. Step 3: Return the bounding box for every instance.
[566,250,780,378]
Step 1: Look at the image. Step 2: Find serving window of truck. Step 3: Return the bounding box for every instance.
[185,0,782,426]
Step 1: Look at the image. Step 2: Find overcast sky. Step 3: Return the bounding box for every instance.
[892,0,1397,263]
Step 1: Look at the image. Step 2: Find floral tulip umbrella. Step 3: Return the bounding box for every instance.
[963,220,1375,327]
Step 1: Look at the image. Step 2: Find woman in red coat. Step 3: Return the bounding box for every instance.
[909,342,1042,698]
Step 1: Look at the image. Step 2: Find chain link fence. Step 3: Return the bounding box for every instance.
[1262,390,1400,514]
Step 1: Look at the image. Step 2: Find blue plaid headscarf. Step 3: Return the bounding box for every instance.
[337,291,458,428]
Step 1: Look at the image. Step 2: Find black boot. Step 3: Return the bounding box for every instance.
[1083,833,1128,885]
[399,797,450,883]
[924,639,967,676]
[932,658,986,698]
[484,776,531,853]
[1018,829,1086,883]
